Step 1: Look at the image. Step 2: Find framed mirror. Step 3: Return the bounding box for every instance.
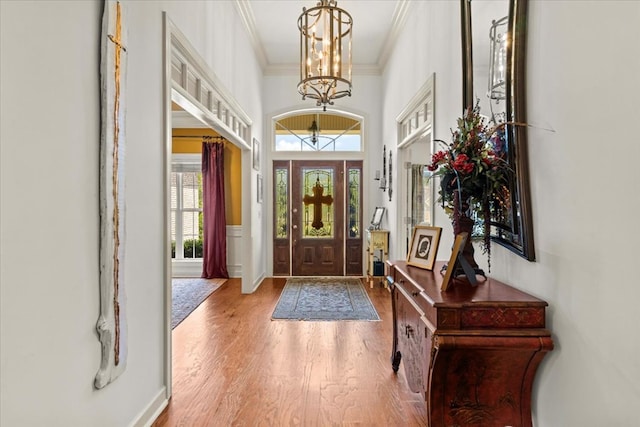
[461,0,535,260]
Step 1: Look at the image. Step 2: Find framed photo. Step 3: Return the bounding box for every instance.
[257,174,263,203]
[370,206,385,228]
[407,226,442,270]
[440,232,469,291]
[252,138,260,171]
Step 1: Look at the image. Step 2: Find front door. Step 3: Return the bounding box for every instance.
[273,160,363,276]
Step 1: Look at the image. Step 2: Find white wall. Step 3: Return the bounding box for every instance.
[382,0,463,259]
[0,1,264,425]
[0,2,163,425]
[492,2,640,425]
[383,1,640,426]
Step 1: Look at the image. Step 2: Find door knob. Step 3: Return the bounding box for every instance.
[292,225,298,229]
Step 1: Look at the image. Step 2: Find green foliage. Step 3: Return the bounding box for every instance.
[171,239,203,258]
[184,239,203,258]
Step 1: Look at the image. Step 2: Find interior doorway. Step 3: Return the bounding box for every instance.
[273,160,363,276]
[395,74,435,259]
[163,14,253,399]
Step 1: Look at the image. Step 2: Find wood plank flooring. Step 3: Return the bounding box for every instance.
[153,277,428,426]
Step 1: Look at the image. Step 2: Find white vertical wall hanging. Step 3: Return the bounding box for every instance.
[95,0,128,389]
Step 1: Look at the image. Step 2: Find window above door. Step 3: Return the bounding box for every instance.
[275,113,362,152]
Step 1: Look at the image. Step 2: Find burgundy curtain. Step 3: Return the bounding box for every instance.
[201,140,229,278]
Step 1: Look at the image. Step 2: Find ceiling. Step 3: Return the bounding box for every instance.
[237,0,409,74]
[173,0,408,130]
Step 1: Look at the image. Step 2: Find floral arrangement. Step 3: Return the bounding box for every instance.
[427,101,512,259]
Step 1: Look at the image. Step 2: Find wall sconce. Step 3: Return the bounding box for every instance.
[373,145,393,201]
[388,150,393,201]
[488,16,508,101]
[375,145,387,191]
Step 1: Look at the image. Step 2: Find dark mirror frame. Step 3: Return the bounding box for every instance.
[461,0,535,261]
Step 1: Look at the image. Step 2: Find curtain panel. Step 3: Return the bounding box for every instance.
[201,140,229,279]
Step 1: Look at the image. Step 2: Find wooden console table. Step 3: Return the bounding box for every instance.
[387,260,553,427]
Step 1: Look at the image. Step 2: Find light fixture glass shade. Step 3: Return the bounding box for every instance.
[298,0,352,110]
[488,16,508,101]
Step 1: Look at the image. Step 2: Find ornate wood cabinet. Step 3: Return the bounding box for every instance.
[388,260,553,427]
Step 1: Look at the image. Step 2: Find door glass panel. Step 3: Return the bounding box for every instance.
[302,168,334,238]
[275,167,288,239]
[348,168,361,238]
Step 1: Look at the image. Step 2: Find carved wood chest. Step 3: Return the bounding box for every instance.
[388,260,553,427]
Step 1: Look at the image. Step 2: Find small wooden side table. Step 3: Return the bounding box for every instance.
[366,229,389,288]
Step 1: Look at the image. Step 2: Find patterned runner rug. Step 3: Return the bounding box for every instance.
[271,277,380,321]
[172,278,225,329]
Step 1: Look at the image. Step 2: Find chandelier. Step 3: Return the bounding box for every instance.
[298,0,353,111]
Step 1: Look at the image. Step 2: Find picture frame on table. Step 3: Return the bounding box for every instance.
[440,232,469,291]
[407,225,442,270]
[370,206,385,229]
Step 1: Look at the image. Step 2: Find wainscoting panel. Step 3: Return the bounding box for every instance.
[172,225,243,278]
[226,225,243,278]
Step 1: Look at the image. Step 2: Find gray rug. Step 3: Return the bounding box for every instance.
[271,277,380,321]
[172,278,225,329]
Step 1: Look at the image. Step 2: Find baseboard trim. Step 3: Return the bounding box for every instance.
[249,272,265,293]
[130,387,168,427]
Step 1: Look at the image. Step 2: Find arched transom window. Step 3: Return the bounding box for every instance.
[275,113,362,152]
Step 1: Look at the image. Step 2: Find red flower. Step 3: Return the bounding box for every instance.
[427,151,448,171]
[452,153,474,174]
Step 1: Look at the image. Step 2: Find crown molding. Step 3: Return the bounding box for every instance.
[234,0,268,71]
[354,64,383,76]
[264,63,382,77]
[377,0,412,71]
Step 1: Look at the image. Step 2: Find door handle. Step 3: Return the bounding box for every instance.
[292,225,298,229]
[405,325,414,338]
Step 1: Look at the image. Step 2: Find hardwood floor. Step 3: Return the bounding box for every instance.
[153,277,428,426]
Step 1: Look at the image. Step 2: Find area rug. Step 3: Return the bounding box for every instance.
[271,277,380,321]
[172,278,225,329]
